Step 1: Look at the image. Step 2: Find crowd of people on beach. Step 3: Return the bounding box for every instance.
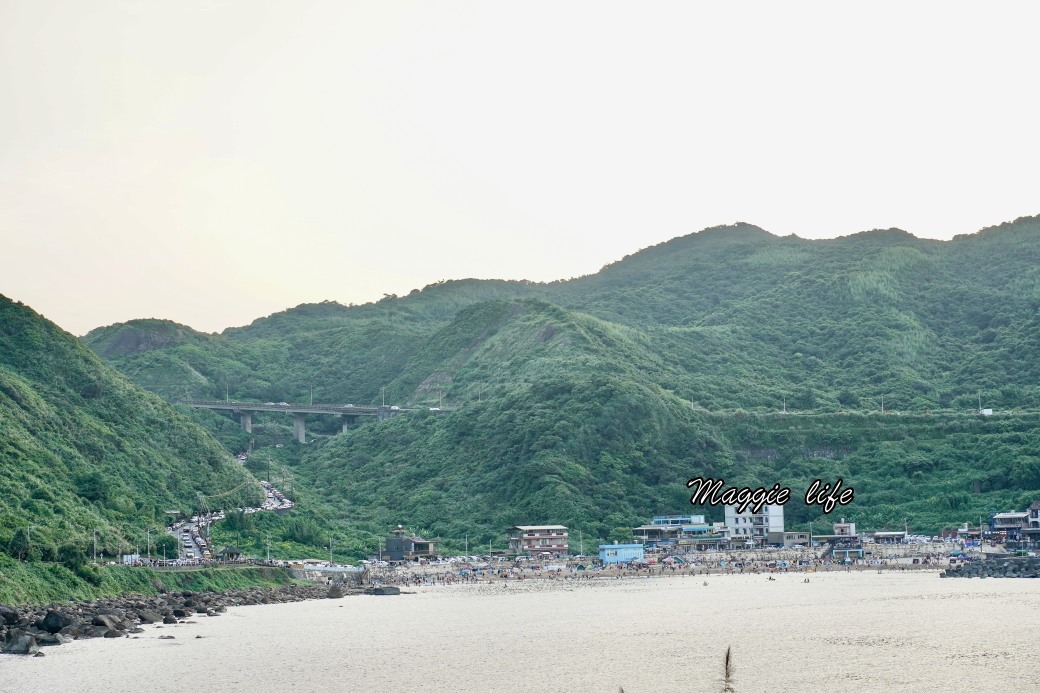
[365,545,960,588]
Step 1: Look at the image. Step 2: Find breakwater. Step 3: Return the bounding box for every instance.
[941,555,1040,578]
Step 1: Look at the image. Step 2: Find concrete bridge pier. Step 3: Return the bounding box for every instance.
[292,413,306,443]
[238,412,252,433]
[338,414,350,434]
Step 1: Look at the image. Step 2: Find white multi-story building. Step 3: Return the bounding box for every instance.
[724,504,785,547]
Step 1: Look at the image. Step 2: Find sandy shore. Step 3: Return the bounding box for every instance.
[3,571,1038,692]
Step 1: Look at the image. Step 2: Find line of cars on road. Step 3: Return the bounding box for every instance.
[162,480,293,565]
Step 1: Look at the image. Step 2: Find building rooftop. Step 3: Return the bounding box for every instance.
[510,525,568,531]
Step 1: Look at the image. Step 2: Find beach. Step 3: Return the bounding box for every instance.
[3,571,1038,692]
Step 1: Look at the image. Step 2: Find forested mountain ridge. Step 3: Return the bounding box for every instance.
[0,295,262,565]
[85,215,1040,413]
[78,216,1040,546]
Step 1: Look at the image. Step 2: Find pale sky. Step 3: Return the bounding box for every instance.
[2,1,1038,335]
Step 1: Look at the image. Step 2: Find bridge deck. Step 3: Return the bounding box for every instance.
[181,400,408,415]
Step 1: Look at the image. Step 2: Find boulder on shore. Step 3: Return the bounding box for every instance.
[41,610,76,634]
[0,605,19,626]
[2,632,39,655]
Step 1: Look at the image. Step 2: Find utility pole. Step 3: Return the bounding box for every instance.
[146,528,152,560]
[782,397,786,414]
[809,520,814,547]
[267,534,271,563]
[93,529,98,564]
[225,381,229,403]
[881,395,885,415]
[465,533,468,554]
[310,387,313,406]
[579,529,583,556]
[329,535,334,565]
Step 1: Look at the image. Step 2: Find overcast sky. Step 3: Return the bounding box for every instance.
[3,1,1038,335]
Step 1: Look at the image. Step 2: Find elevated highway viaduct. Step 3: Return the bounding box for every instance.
[181,400,414,443]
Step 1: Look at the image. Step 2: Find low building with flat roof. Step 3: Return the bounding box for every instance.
[598,543,644,565]
[783,531,811,548]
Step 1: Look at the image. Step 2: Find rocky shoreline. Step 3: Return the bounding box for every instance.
[940,555,1040,579]
[1,582,358,656]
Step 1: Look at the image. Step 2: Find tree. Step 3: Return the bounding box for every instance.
[153,534,179,559]
[7,528,29,560]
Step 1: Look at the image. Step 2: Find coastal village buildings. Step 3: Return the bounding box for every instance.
[507,525,568,557]
[632,515,710,548]
[598,543,645,565]
[385,526,437,562]
[783,531,810,548]
[991,512,1028,540]
[724,504,785,547]
[1025,502,1040,546]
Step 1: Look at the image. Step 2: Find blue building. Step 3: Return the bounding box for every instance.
[599,543,645,565]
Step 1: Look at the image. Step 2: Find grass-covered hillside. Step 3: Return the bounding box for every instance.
[80,216,1040,548]
[86,216,1040,413]
[290,299,1040,549]
[0,295,263,565]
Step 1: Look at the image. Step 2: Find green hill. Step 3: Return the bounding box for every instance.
[80,216,1040,546]
[291,298,1040,548]
[0,295,263,566]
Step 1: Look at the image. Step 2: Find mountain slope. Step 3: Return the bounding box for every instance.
[297,300,724,544]
[0,295,262,563]
[294,298,1040,543]
[79,216,1040,541]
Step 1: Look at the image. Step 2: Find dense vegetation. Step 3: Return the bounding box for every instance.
[0,295,262,567]
[0,553,295,605]
[65,214,1040,554]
